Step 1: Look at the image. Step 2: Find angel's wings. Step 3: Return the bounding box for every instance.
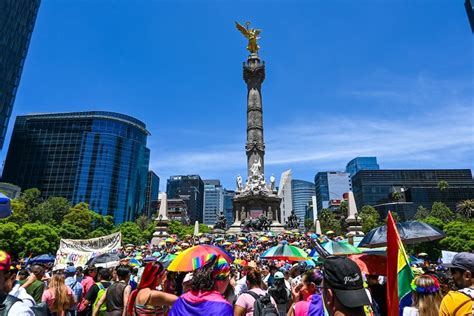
[235,22,250,37]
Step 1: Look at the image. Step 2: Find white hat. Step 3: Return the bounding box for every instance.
[183,272,193,283]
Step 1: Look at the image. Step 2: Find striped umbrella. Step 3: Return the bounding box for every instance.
[261,244,308,261]
[167,244,233,272]
[322,241,362,256]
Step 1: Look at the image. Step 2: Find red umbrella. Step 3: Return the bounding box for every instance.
[349,254,387,276]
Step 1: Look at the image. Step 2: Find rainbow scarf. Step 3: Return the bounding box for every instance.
[386,211,414,316]
[168,290,232,316]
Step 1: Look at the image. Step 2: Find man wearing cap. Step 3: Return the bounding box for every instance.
[0,250,35,315]
[65,266,83,316]
[439,252,474,316]
[322,256,371,316]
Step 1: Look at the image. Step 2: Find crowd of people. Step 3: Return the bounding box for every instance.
[0,232,472,316]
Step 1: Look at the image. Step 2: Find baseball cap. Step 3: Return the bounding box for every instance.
[0,251,11,271]
[65,266,77,274]
[274,271,284,279]
[323,256,370,308]
[443,252,474,272]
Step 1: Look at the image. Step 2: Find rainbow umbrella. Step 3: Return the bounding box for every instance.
[322,241,361,256]
[238,237,248,242]
[261,244,308,261]
[326,230,335,235]
[349,254,387,276]
[165,238,176,243]
[167,244,234,272]
[267,231,275,237]
[234,259,248,266]
[215,237,225,241]
[258,236,269,242]
[222,241,232,246]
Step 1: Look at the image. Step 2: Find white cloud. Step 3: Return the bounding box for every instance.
[149,73,473,188]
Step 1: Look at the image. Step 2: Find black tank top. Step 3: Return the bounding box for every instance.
[105,281,127,315]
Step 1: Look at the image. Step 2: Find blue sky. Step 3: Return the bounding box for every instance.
[3,0,473,191]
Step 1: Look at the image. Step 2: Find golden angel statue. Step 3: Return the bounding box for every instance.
[235,21,261,54]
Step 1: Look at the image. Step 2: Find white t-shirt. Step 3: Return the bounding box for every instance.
[234,276,248,296]
[402,306,419,316]
[8,302,35,316]
[9,283,35,308]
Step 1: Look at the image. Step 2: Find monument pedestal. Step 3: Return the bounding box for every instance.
[228,189,285,234]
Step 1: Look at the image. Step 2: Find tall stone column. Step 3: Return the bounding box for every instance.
[244,56,266,178]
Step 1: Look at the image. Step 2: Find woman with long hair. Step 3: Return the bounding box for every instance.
[126,262,178,316]
[41,272,74,316]
[402,274,443,316]
[168,255,233,316]
[234,267,278,316]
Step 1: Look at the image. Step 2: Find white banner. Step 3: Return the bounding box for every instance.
[441,250,458,264]
[54,232,121,269]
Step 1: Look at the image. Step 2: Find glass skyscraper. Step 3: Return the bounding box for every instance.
[0,0,41,148]
[352,169,474,219]
[291,179,315,226]
[314,171,351,212]
[144,171,160,219]
[203,180,224,225]
[223,189,235,225]
[345,157,380,178]
[2,111,150,224]
[166,175,204,223]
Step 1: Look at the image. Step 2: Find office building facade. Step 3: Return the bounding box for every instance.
[352,169,474,220]
[291,179,316,226]
[166,175,204,223]
[314,171,351,212]
[223,189,235,225]
[278,169,293,222]
[345,157,380,178]
[0,0,41,148]
[203,180,224,225]
[2,111,150,223]
[144,171,160,219]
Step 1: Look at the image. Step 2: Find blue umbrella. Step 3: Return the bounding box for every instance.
[142,256,157,263]
[0,193,12,219]
[29,254,55,264]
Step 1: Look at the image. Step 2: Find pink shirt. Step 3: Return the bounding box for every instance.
[235,288,277,316]
[41,287,73,316]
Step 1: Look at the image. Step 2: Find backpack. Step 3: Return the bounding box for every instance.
[245,291,279,316]
[92,282,107,316]
[0,293,22,316]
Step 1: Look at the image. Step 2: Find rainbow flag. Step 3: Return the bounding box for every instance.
[386,211,414,316]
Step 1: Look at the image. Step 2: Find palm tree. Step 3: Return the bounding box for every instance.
[438,180,449,192]
[456,199,474,219]
[391,191,402,202]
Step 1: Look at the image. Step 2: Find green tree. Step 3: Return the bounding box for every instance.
[414,205,430,220]
[0,222,20,256]
[0,199,28,226]
[438,180,449,192]
[319,209,342,235]
[56,223,88,240]
[339,201,348,217]
[391,191,402,202]
[359,205,381,233]
[136,215,151,231]
[18,188,42,222]
[117,222,144,245]
[63,202,93,231]
[17,223,59,257]
[439,220,474,252]
[304,218,314,232]
[32,197,71,226]
[456,199,474,219]
[430,202,455,222]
